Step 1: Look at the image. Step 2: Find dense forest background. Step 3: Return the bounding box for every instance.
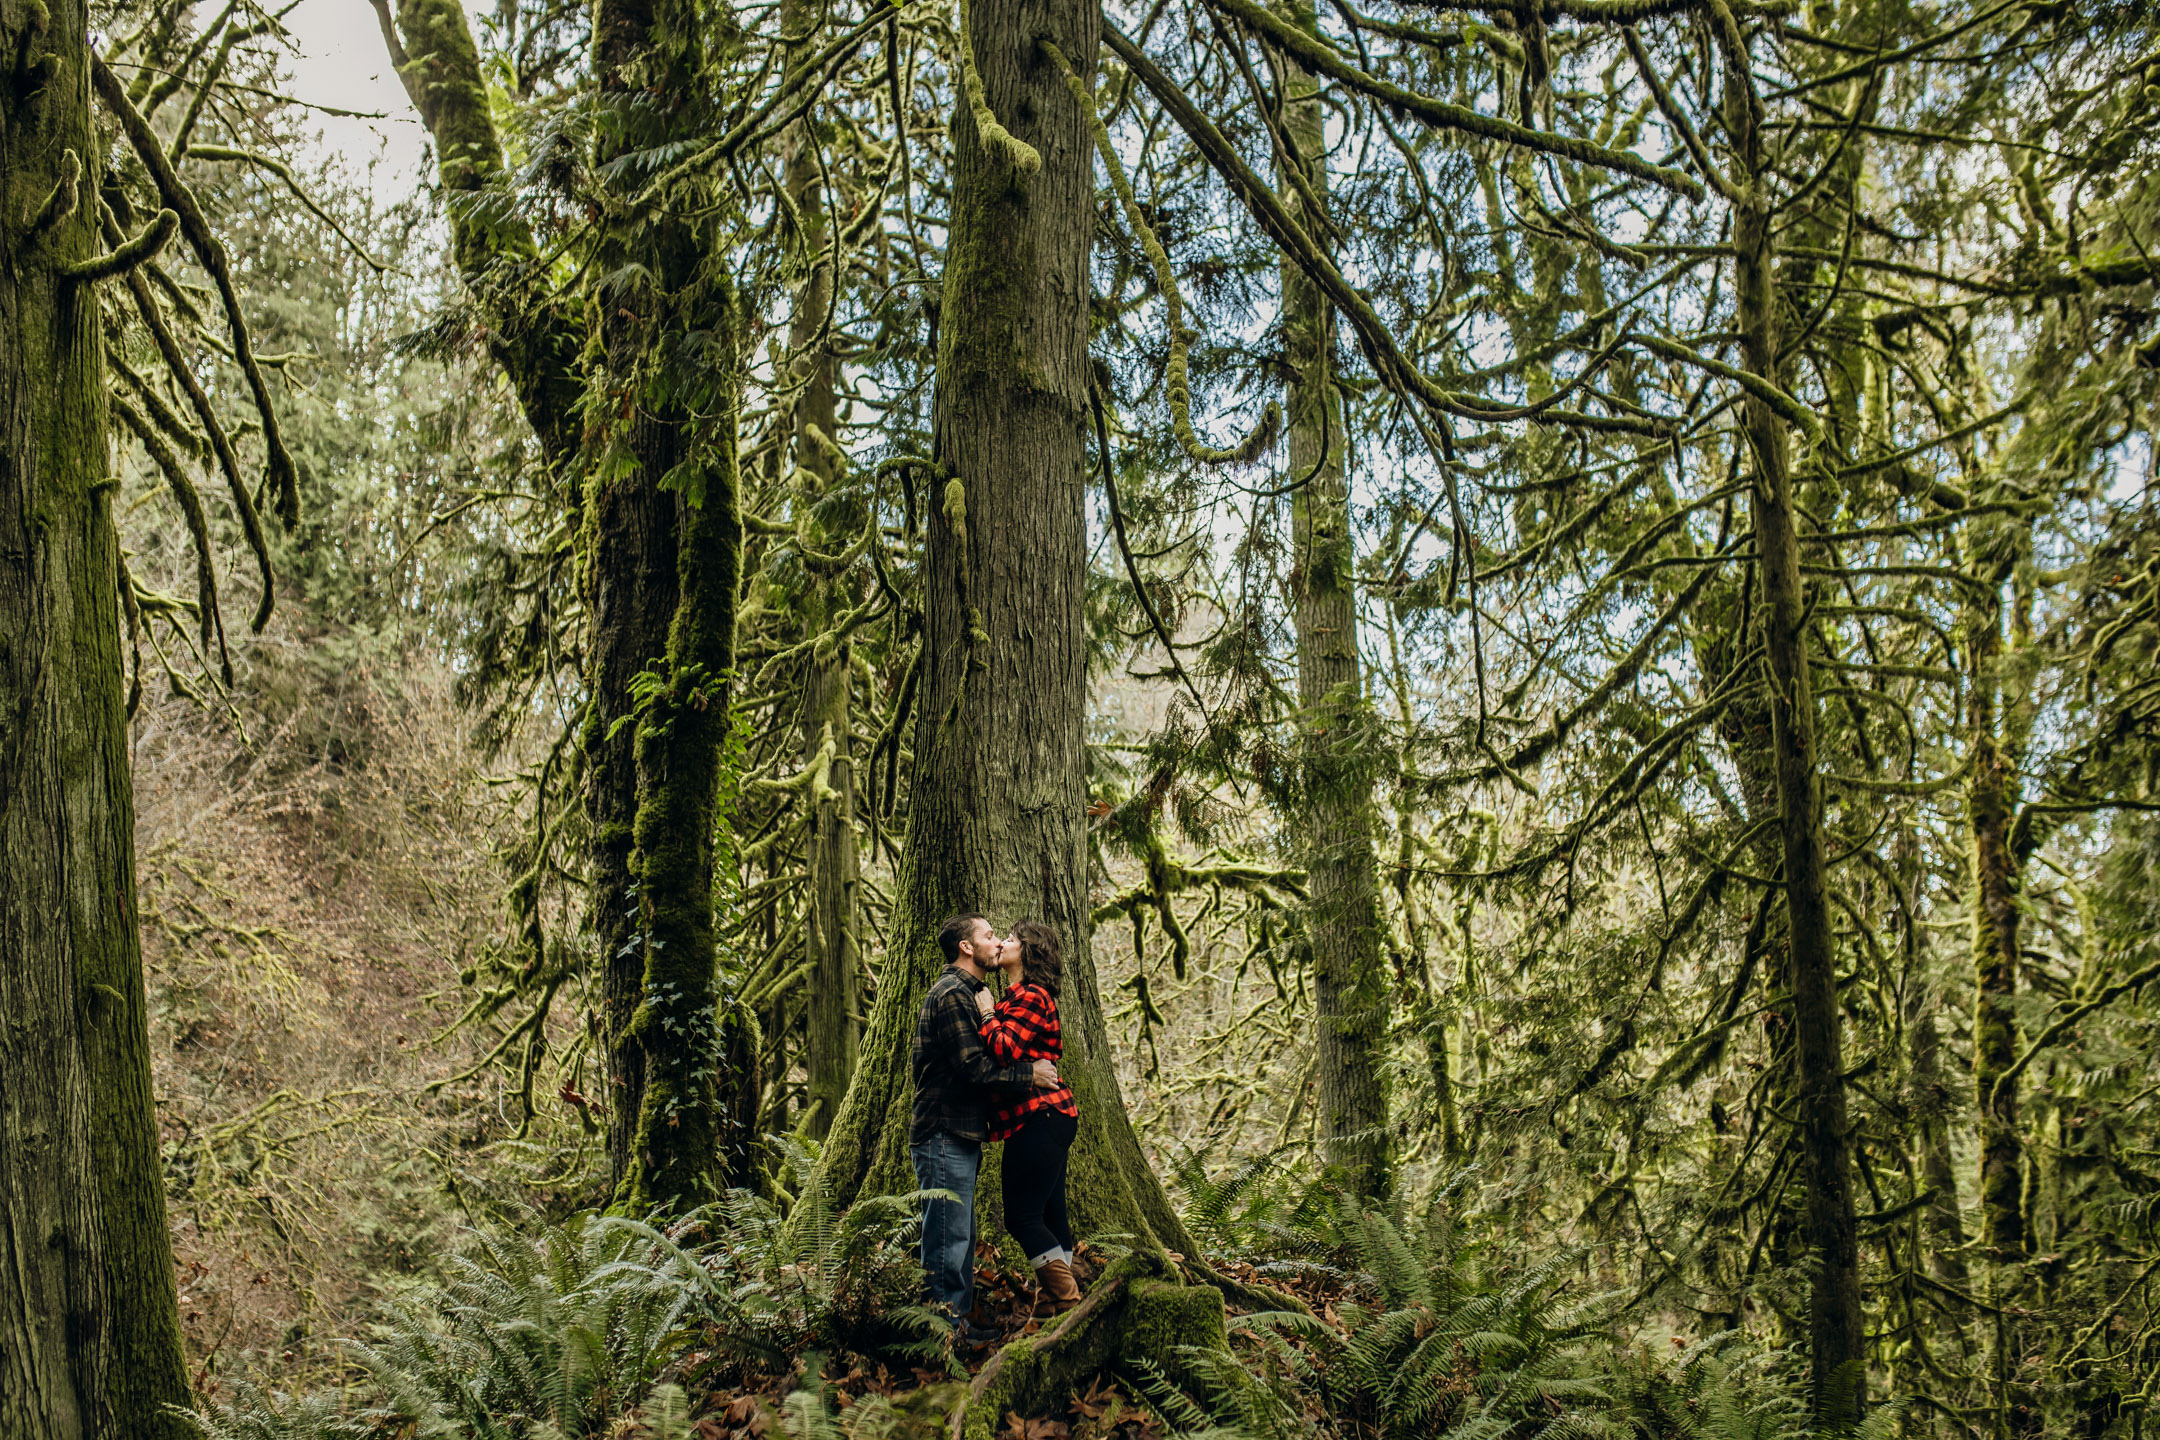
[3,0,2159,1435]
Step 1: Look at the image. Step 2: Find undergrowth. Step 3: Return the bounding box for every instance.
[185,1154,1903,1440]
[182,1167,949,1440]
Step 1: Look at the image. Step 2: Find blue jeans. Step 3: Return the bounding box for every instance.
[911,1130,983,1322]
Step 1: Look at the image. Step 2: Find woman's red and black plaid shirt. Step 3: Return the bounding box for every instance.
[980,981,1078,1142]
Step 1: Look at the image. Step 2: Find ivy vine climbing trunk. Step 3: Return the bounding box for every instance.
[782,0,861,1138]
[811,0,1196,1258]
[0,4,192,1432]
[1716,3,1864,1421]
[1270,0,1390,1200]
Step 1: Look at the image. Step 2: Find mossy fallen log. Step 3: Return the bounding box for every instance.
[948,1257,1231,1440]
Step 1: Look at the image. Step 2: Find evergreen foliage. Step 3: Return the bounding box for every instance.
[11,0,2160,1427]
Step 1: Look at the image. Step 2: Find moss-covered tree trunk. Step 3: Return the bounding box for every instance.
[1964,542,2039,1436]
[1271,0,1390,1200]
[0,6,192,1432]
[1896,823,1969,1289]
[586,0,753,1209]
[1717,5,1864,1419]
[620,304,748,1206]
[812,0,1195,1256]
[1968,598,2025,1270]
[780,4,861,1136]
[586,484,683,1191]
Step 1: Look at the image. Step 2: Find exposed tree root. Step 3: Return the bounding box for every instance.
[949,1257,1231,1440]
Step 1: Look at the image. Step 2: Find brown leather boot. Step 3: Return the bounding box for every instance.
[1035,1258,1082,1315]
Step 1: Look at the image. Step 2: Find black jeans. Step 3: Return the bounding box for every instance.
[1002,1109,1078,1263]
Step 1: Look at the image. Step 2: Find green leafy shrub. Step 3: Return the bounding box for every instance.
[348,1212,699,1437]
[664,1145,950,1382]
[1153,1165,1902,1440]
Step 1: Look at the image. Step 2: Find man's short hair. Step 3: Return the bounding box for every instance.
[937,913,986,964]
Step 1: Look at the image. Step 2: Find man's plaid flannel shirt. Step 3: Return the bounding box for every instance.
[981,981,1078,1142]
[911,964,1034,1144]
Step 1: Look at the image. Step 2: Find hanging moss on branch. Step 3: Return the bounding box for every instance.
[1046,41,1279,467]
[953,0,1040,178]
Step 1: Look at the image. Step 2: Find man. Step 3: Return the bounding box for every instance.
[912,913,1059,1344]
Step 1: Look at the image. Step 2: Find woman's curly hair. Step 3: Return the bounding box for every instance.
[1012,919,1063,998]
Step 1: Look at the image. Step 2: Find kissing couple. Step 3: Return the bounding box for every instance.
[910,913,1081,1350]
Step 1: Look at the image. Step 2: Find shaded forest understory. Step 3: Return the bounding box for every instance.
[4,0,2160,1435]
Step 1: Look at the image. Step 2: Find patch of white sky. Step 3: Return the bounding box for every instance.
[275,0,441,205]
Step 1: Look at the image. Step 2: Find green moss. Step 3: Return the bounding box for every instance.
[1118,1279,1229,1357]
[617,283,748,1212]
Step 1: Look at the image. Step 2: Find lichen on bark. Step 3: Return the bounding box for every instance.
[2,5,194,1431]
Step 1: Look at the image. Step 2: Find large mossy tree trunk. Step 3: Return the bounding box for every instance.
[1716,4,1864,1420]
[586,471,684,1191]
[589,0,754,1209]
[620,306,749,1206]
[1270,0,1390,1201]
[0,7,192,1434]
[780,7,862,1136]
[813,0,1194,1255]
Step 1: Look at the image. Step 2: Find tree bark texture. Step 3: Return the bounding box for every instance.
[622,302,749,1207]
[1968,601,2025,1267]
[0,7,193,1433]
[813,0,1196,1256]
[1898,819,1969,1289]
[1964,564,2041,1437]
[1717,3,1864,1419]
[781,13,861,1136]
[586,462,681,1193]
[588,0,753,1208]
[1272,0,1390,1200]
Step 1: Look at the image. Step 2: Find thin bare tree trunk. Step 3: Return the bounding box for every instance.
[1714,0,1864,1417]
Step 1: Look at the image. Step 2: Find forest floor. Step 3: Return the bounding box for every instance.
[647,1243,1353,1440]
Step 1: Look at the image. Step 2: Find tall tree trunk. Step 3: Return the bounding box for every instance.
[588,0,751,1206]
[1969,597,2024,1270]
[781,5,861,1137]
[1715,1,1864,1418]
[1965,545,2040,1437]
[621,306,748,1207]
[586,472,682,1193]
[811,0,1197,1257]
[1272,0,1390,1199]
[1902,814,1968,1289]
[0,9,192,1433]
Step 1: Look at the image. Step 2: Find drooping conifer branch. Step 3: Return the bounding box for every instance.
[92,53,302,529]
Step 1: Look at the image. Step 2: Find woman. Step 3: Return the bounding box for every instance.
[974,919,1082,1312]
